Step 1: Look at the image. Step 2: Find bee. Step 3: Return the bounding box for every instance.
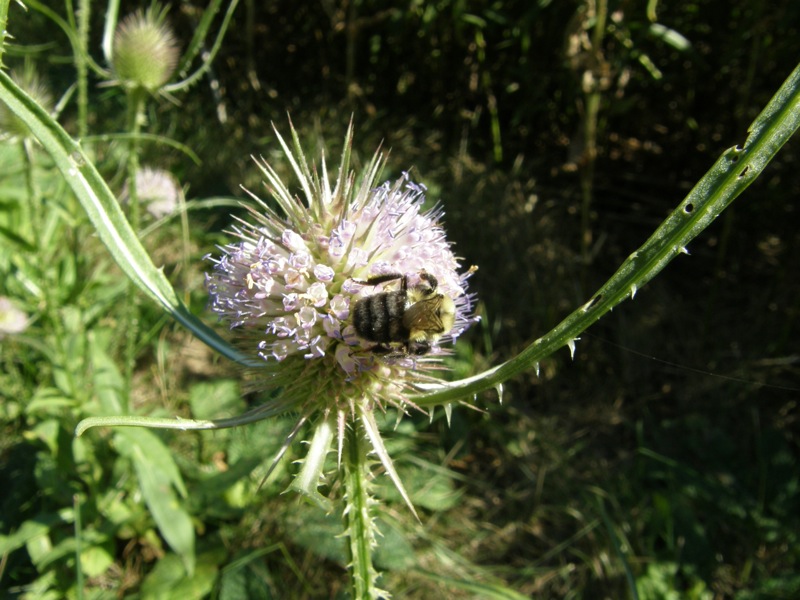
[352,271,456,356]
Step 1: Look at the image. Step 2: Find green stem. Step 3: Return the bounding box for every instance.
[101,0,120,63]
[21,138,42,241]
[74,494,85,600]
[581,89,600,264]
[125,88,145,230]
[591,0,607,50]
[178,188,191,302]
[344,420,381,600]
[581,0,607,265]
[0,0,10,67]
[75,0,89,138]
[122,87,145,395]
[163,0,240,93]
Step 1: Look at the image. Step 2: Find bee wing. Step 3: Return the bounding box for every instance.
[403,296,444,339]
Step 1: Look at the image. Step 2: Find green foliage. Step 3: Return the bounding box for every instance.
[1,0,798,598]
[636,561,713,600]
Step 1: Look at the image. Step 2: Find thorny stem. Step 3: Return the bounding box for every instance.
[344,420,380,599]
[415,61,800,407]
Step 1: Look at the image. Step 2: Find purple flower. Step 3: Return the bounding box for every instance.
[204,124,477,510]
[206,129,476,393]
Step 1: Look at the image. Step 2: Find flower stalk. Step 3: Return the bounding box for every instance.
[344,418,383,599]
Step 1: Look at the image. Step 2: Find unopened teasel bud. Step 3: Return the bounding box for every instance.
[112,6,179,92]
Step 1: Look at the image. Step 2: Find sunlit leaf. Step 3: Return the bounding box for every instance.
[115,428,195,574]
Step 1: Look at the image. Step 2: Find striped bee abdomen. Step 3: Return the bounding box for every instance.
[353,290,408,344]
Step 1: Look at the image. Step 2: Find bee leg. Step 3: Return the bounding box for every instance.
[367,343,394,355]
[406,340,431,356]
[416,272,438,295]
[351,273,405,287]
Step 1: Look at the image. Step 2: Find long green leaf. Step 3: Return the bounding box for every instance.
[0,70,261,367]
[115,428,196,574]
[414,61,800,406]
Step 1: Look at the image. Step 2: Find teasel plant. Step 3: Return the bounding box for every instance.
[102,0,239,393]
[14,0,240,401]
[1,9,798,591]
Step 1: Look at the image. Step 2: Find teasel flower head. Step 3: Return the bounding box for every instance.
[121,167,182,218]
[111,4,179,92]
[205,123,477,511]
[0,68,53,139]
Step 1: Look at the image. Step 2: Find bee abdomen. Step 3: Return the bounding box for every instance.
[353,291,408,343]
